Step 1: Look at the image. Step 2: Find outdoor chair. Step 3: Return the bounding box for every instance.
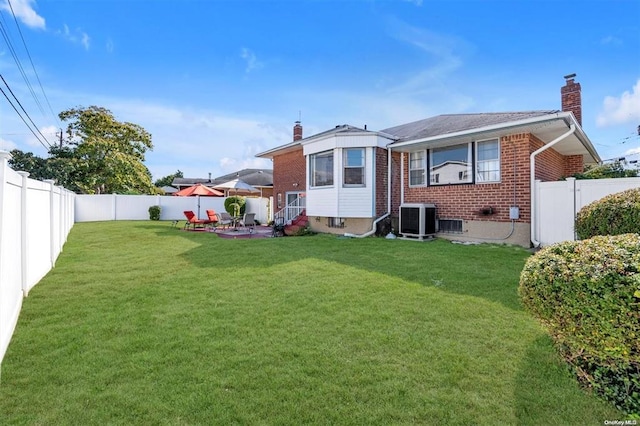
[214,212,234,230]
[183,210,214,230]
[238,213,256,232]
[205,210,220,230]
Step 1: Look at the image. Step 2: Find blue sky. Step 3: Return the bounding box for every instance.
[0,0,638,181]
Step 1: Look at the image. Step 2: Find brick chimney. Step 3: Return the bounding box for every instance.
[293,121,303,141]
[561,73,582,126]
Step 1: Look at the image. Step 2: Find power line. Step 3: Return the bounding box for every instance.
[0,73,52,149]
[0,84,50,150]
[5,0,59,124]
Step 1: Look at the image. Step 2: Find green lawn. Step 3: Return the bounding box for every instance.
[0,221,622,424]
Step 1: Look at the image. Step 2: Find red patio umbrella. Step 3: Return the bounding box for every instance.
[174,183,223,218]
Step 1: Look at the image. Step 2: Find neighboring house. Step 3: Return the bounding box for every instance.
[257,75,600,247]
[172,169,273,199]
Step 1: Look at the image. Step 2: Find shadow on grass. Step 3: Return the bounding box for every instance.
[514,335,619,424]
[143,220,531,311]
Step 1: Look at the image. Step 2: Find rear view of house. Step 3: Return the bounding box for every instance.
[257,75,600,247]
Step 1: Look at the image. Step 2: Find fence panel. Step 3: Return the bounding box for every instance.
[537,177,640,246]
[75,195,269,224]
[0,151,75,365]
[0,163,24,366]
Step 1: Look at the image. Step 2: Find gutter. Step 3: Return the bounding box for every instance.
[530,123,576,247]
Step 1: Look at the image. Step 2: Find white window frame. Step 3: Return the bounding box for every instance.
[343,148,365,187]
[475,139,501,183]
[409,150,426,186]
[309,150,334,188]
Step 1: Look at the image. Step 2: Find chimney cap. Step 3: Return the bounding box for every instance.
[564,73,577,80]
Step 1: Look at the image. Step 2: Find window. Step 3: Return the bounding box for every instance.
[343,148,365,186]
[409,151,426,186]
[438,219,463,233]
[476,139,500,182]
[328,217,345,228]
[310,151,333,187]
[429,144,472,185]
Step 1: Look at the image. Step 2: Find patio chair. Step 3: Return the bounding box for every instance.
[205,210,220,230]
[214,212,234,231]
[238,213,256,232]
[183,210,214,230]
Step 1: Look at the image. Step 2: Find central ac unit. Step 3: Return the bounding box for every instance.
[399,203,437,239]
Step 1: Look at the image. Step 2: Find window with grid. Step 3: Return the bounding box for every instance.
[476,139,500,182]
[343,148,365,186]
[409,151,426,186]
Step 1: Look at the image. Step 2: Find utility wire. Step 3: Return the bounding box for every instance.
[5,0,58,123]
[0,73,52,148]
[0,84,50,150]
[0,16,43,116]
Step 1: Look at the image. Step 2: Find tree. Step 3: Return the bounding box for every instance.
[154,170,183,188]
[58,106,155,194]
[572,161,639,179]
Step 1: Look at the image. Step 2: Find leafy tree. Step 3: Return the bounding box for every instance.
[59,106,155,194]
[154,170,183,188]
[8,106,156,194]
[572,161,638,179]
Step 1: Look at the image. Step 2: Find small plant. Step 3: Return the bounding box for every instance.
[575,188,640,239]
[148,205,161,221]
[519,234,640,415]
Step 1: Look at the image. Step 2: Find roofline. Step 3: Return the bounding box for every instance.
[387,111,601,163]
[256,140,302,159]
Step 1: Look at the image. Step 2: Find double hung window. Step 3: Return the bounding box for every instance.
[409,151,426,186]
[476,139,500,182]
[343,148,365,186]
[310,151,334,187]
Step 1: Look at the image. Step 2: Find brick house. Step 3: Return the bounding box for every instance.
[257,75,600,246]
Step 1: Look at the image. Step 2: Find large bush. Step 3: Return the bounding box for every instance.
[224,196,246,217]
[519,234,640,414]
[575,188,640,239]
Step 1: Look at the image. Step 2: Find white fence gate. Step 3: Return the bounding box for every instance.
[536,177,640,246]
[0,152,75,365]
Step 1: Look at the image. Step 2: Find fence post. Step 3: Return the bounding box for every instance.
[0,152,9,282]
[18,172,30,296]
[566,177,577,241]
[44,180,56,268]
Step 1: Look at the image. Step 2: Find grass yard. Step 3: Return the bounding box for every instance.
[0,221,621,424]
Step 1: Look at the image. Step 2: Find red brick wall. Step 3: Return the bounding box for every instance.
[400,134,532,222]
[564,155,584,176]
[375,148,388,217]
[272,148,305,209]
[395,132,583,224]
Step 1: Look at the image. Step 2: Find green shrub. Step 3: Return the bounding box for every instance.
[575,188,640,239]
[519,234,640,414]
[224,196,246,217]
[148,205,161,221]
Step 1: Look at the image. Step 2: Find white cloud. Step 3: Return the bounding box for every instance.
[0,0,45,29]
[58,24,90,50]
[402,0,423,6]
[597,79,640,127]
[240,48,264,73]
[624,146,640,156]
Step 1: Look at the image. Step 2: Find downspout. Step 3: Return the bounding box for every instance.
[343,147,393,238]
[530,124,575,247]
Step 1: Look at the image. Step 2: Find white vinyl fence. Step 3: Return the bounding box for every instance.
[536,177,640,246]
[0,152,75,365]
[75,194,271,225]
